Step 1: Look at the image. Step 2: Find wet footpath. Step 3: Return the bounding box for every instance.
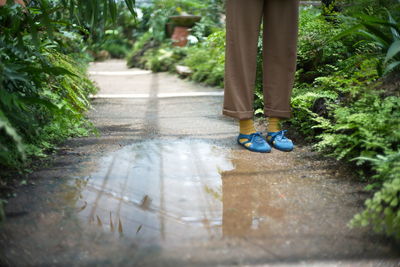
[1,59,399,266]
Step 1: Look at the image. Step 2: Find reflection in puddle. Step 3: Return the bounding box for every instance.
[66,138,285,246]
[222,159,285,238]
[70,139,233,243]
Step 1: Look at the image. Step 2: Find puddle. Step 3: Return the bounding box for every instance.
[66,139,238,245]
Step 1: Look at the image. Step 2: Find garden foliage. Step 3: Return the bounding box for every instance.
[183,30,225,87]
[1,0,139,167]
[0,3,98,169]
[286,4,400,239]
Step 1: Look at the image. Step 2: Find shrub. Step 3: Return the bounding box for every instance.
[184,29,225,87]
[342,0,400,18]
[296,6,350,83]
[126,32,161,68]
[289,46,400,239]
[350,151,400,239]
[331,6,400,77]
[314,91,400,165]
[0,3,97,169]
[93,29,133,59]
[143,44,188,73]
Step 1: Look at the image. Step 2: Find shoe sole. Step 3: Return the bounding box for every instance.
[237,140,271,153]
[267,141,294,152]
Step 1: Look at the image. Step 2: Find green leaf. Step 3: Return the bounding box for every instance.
[383,61,400,76]
[108,0,117,24]
[20,97,60,112]
[43,66,79,77]
[0,109,25,157]
[124,0,137,19]
[384,8,400,40]
[360,24,390,48]
[384,40,400,64]
[39,0,54,41]
[355,14,399,34]
[326,23,364,43]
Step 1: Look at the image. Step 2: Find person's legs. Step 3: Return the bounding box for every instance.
[222,0,264,120]
[262,0,299,151]
[223,0,271,153]
[262,0,299,119]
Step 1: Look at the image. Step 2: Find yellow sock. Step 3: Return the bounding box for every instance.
[239,119,256,134]
[267,117,281,132]
[267,117,281,141]
[239,119,257,148]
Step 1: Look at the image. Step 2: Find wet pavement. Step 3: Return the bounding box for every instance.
[1,59,399,266]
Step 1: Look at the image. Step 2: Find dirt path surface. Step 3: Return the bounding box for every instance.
[1,59,399,266]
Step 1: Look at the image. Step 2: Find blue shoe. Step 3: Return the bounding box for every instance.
[266,130,294,152]
[237,131,271,153]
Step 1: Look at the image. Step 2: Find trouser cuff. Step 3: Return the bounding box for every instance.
[222,108,254,120]
[264,108,292,119]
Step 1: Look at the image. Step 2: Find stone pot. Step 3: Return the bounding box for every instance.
[167,14,201,47]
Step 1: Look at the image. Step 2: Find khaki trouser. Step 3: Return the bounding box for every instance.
[222,0,300,120]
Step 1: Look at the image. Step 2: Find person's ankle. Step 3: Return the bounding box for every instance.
[266,117,281,133]
[239,118,257,135]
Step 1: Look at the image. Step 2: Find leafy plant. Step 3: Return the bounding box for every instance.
[295,6,350,83]
[184,29,225,87]
[59,0,137,39]
[341,0,400,18]
[0,2,97,168]
[349,151,400,239]
[314,92,400,164]
[126,31,162,68]
[142,43,188,72]
[93,29,133,59]
[330,5,400,76]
